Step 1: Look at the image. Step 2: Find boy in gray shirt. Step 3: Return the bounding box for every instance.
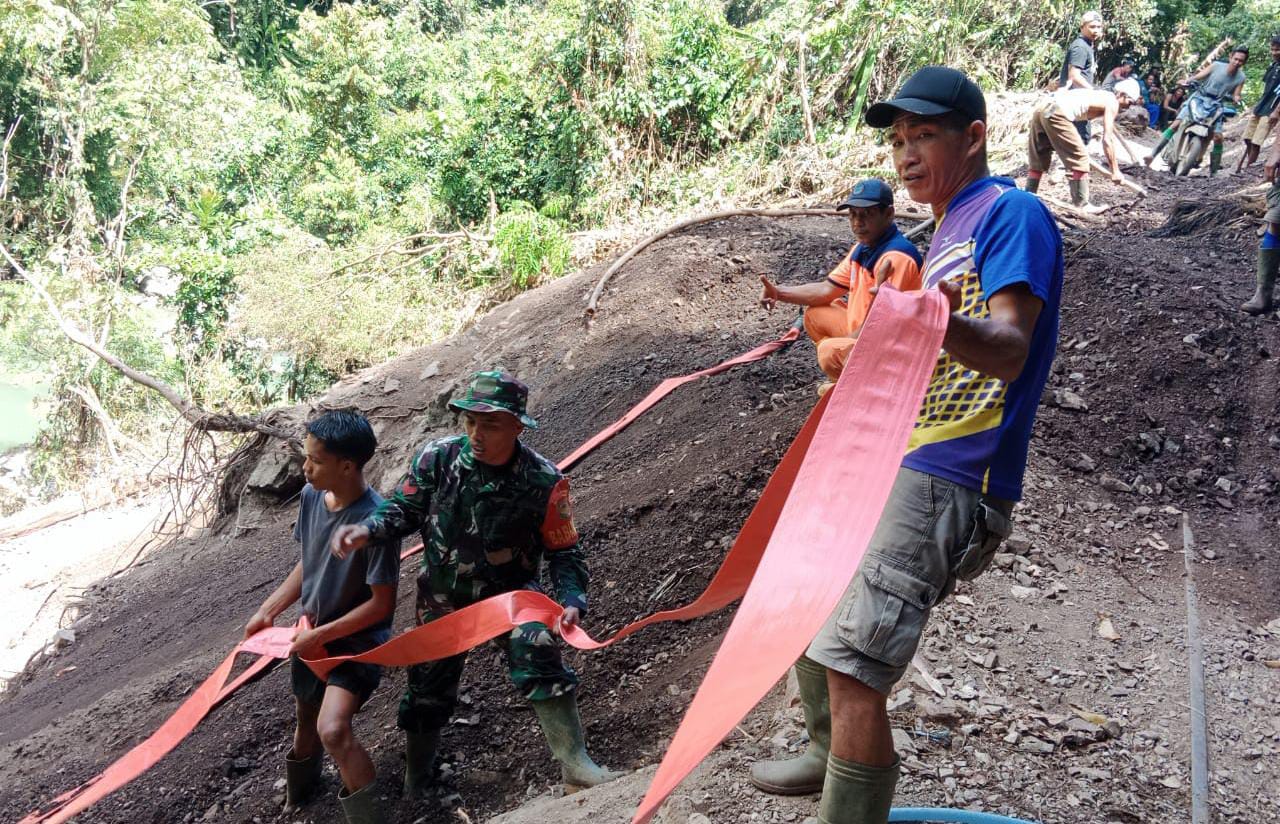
[244,410,399,824]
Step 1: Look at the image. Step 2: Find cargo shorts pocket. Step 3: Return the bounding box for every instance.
[953,501,1013,581]
[836,560,939,669]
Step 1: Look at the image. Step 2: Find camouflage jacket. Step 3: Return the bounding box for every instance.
[363,435,589,614]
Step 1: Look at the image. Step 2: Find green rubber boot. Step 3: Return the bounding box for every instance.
[803,755,900,824]
[402,728,441,796]
[531,693,625,791]
[1243,246,1279,315]
[1024,176,1041,194]
[750,656,830,795]
[1067,176,1090,207]
[1147,130,1173,166]
[337,780,386,824]
[1210,144,1224,176]
[284,749,324,808]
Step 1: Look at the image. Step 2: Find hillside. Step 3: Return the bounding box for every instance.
[3,119,1280,824]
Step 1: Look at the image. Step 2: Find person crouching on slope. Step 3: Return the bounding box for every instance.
[244,410,400,824]
[1024,78,1142,211]
[329,371,624,797]
[758,178,923,394]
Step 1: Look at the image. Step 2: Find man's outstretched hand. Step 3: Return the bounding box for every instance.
[759,275,780,311]
[330,524,371,559]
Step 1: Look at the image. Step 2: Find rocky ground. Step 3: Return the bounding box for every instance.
[1,133,1278,824]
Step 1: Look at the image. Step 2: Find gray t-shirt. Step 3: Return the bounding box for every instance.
[294,484,400,651]
[1059,36,1096,87]
[1200,60,1246,100]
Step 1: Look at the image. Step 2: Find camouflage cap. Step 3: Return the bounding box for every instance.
[448,370,538,429]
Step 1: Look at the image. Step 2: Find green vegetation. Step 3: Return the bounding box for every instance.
[0,0,1271,490]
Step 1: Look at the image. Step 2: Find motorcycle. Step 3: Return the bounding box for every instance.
[1168,84,1237,176]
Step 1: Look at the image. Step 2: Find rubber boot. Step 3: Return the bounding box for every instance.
[1024,175,1041,194]
[803,755,900,824]
[750,656,830,795]
[1147,132,1172,166]
[284,749,323,808]
[531,693,625,791]
[1209,144,1223,176]
[337,780,386,824]
[1068,176,1090,207]
[402,728,440,796]
[1242,247,1279,315]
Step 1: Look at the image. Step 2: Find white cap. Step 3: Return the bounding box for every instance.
[1081,10,1103,24]
[1114,78,1141,100]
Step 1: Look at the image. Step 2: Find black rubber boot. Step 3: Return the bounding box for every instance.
[402,728,440,796]
[1209,145,1223,176]
[337,780,386,824]
[531,693,625,791]
[1242,246,1279,315]
[750,656,830,795]
[1147,134,1171,166]
[284,749,323,808]
[803,755,900,824]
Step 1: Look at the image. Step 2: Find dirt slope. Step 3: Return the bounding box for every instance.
[2,157,1279,824]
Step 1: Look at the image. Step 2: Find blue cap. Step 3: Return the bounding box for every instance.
[838,179,894,209]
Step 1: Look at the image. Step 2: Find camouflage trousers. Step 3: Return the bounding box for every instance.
[397,591,579,734]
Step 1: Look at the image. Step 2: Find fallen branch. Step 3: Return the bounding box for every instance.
[583,207,930,320]
[1040,195,1110,221]
[1089,159,1149,196]
[0,242,298,446]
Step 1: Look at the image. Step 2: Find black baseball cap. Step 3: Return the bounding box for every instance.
[838,179,893,209]
[865,66,986,129]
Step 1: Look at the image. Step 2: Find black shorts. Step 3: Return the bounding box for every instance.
[291,653,382,709]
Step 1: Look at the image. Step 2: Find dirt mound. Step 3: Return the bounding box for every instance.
[0,212,849,823]
[2,162,1279,824]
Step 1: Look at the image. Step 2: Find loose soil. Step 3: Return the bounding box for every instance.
[1,137,1278,824]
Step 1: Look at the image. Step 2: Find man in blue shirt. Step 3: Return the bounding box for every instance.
[749,67,1063,824]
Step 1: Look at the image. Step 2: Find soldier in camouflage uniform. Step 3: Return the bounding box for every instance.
[330,371,623,794]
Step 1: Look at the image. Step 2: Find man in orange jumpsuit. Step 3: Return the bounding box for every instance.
[759,179,923,388]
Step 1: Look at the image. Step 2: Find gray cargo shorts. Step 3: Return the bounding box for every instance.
[807,467,1012,694]
[1266,180,1280,225]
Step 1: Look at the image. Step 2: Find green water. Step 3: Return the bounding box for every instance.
[0,380,42,451]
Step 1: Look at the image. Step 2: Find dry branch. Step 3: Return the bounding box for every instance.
[0,243,298,446]
[583,207,930,320]
[1090,159,1149,196]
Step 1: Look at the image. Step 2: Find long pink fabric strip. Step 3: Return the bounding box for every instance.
[631,287,949,821]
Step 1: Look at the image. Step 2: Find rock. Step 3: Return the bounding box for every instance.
[245,448,304,497]
[420,361,441,380]
[993,552,1017,568]
[1100,475,1134,494]
[887,689,915,713]
[1018,737,1055,754]
[1053,389,1089,411]
[1005,534,1032,554]
[52,628,75,648]
[1067,453,1097,473]
[891,728,917,754]
[383,377,401,393]
[919,698,963,724]
[1010,585,1039,599]
[1096,616,1121,641]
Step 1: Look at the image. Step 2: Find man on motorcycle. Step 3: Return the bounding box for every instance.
[1025,79,1142,211]
[1147,46,1249,175]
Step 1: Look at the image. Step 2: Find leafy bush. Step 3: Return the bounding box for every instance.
[493,209,571,289]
